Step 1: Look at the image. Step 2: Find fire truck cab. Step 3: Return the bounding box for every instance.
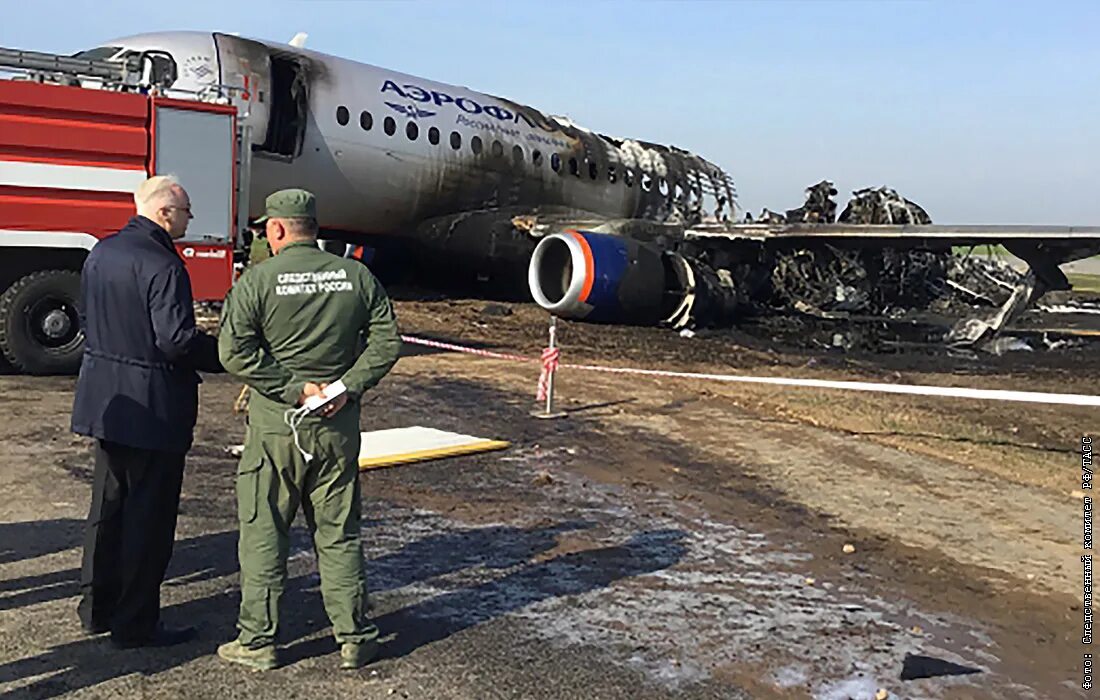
[0,47,249,374]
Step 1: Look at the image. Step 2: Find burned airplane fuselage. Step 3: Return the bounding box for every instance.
[85,32,1100,337]
[82,31,740,324]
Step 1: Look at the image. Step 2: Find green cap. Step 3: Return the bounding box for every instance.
[253,188,316,224]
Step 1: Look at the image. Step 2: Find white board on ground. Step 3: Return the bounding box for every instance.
[358,426,510,470]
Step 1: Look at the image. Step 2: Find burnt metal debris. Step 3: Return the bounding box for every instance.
[758,183,950,316]
[747,182,932,227]
[516,172,1094,353]
[735,182,1074,352]
[838,186,931,225]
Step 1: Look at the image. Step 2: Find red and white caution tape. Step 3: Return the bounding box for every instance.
[400,335,533,363]
[399,335,1100,407]
[536,346,561,401]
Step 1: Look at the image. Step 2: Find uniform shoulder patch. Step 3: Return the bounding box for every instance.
[274,268,356,297]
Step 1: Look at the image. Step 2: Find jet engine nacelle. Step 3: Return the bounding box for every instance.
[527,230,694,326]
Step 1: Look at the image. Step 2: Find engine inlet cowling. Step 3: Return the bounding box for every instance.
[527,230,684,325]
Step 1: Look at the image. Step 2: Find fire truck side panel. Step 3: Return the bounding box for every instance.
[0,80,149,247]
[0,80,148,168]
[0,79,240,373]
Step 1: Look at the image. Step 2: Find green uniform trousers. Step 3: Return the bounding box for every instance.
[234,410,376,649]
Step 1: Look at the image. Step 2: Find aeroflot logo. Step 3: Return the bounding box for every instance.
[385,102,436,119]
[381,80,560,133]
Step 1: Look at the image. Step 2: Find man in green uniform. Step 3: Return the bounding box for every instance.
[216,189,401,671]
[231,224,272,414]
[246,223,271,266]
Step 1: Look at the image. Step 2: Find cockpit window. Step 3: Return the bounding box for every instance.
[70,46,123,61]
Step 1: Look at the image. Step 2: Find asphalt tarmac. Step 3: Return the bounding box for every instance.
[0,297,1093,699]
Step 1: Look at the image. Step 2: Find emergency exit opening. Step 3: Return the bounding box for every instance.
[259,55,307,158]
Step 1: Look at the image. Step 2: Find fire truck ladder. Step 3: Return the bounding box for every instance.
[0,45,173,90]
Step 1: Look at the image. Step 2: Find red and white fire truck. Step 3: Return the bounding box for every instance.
[0,47,251,374]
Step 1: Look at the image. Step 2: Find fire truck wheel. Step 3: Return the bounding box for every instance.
[0,270,84,375]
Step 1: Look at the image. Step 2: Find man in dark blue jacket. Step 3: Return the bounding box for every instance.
[71,175,223,648]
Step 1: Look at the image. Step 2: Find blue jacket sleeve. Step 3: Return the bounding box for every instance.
[148,264,223,373]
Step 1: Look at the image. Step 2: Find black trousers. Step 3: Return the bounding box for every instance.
[78,440,185,641]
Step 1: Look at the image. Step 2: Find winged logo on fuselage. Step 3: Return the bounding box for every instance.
[384,102,436,119]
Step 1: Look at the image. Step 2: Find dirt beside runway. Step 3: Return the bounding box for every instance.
[0,296,1094,699]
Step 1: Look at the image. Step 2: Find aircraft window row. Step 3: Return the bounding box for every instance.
[337,104,685,198]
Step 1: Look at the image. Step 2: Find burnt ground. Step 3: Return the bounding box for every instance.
[0,295,1096,699]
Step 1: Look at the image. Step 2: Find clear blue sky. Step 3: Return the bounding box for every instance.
[3,0,1096,224]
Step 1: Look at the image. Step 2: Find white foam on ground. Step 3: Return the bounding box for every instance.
[285,446,1004,697]
[772,665,810,688]
[816,677,882,700]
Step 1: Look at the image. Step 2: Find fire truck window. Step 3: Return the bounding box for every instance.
[336,106,349,126]
[384,117,396,136]
[428,126,440,145]
[471,136,483,154]
[450,131,462,150]
[406,122,419,141]
[360,111,373,131]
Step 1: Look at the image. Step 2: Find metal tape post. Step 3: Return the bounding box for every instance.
[533,316,567,419]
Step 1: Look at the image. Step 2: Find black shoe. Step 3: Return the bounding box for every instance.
[82,621,110,636]
[111,624,197,649]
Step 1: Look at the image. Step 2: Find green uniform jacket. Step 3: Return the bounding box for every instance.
[248,234,271,266]
[218,241,401,428]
